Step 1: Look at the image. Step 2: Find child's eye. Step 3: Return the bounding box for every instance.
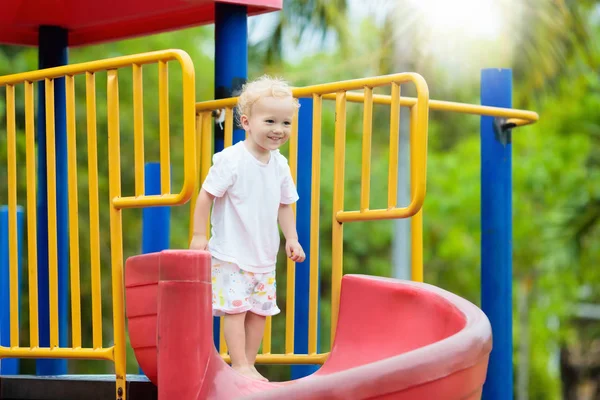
[283,121,291,126]
[265,119,274,124]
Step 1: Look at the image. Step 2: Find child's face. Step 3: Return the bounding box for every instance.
[241,95,295,152]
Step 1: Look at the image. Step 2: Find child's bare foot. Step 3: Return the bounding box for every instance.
[251,365,269,382]
[232,364,259,380]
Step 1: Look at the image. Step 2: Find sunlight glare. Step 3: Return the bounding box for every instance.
[407,0,502,39]
[396,0,512,84]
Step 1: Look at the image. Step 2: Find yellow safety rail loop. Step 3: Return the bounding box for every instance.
[0,49,196,400]
[316,74,431,223]
[297,74,431,344]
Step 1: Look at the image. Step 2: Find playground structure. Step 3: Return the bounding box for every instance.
[0,1,541,400]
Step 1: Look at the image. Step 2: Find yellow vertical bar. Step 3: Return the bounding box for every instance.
[387,82,400,208]
[24,81,39,348]
[86,72,103,348]
[285,252,295,354]
[219,317,228,355]
[196,113,203,179]
[288,107,299,180]
[6,84,19,347]
[262,317,272,354]
[411,210,424,282]
[360,87,373,212]
[107,69,127,399]
[308,94,322,355]
[66,75,82,348]
[224,108,233,148]
[158,61,170,195]
[284,108,299,355]
[45,78,60,349]
[200,112,213,183]
[201,112,213,238]
[410,105,424,283]
[331,91,346,345]
[133,64,145,197]
[189,113,202,244]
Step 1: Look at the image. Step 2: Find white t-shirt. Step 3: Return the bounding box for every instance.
[202,141,299,273]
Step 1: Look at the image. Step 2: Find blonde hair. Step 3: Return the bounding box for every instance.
[235,75,299,123]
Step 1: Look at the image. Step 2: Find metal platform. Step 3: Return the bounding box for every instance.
[0,375,156,400]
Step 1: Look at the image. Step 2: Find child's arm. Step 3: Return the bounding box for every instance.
[190,188,215,250]
[278,204,306,263]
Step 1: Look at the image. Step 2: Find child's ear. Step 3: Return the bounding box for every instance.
[240,114,250,130]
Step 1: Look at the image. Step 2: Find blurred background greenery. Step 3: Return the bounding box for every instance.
[1,0,599,398]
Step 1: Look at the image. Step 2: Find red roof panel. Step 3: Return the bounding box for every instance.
[0,0,281,47]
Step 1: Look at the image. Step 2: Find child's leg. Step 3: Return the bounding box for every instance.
[245,269,280,381]
[245,312,267,381]
[223,312,254,377]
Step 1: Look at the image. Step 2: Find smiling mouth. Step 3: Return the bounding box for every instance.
[268,136,283,141]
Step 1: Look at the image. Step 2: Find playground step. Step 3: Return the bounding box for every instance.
[0,374,156,400]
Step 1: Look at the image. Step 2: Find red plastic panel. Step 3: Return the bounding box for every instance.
[125,253,160,384]
[0,0,281,46]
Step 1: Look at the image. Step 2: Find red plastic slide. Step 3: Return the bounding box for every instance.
[125,250,492,399]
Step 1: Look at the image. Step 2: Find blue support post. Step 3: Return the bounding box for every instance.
[480,68,513,400]
[36,25,69,376]
[291,98,320,379]
[141,163,171,255]
[0,206,24,374]
[214,2,248,152]
[213,2,248,348]
[140,162,171,375]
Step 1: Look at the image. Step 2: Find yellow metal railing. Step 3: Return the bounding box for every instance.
[0,49,196,400]
[1,46,540,394]
[195,73,539,366]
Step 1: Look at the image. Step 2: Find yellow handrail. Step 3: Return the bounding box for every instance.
[325,92,539,127]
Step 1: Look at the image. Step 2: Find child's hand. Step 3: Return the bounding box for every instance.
[285,239,306,263]
[190,234,209,250]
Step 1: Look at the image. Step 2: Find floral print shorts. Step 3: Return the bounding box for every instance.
[211,258,280,317]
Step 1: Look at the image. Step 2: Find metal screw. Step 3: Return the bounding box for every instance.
[118,387,123,396]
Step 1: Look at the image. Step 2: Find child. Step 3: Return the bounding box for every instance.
[189,75,306,381]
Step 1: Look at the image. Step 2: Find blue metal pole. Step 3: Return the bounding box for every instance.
[291,98,320,379]
[480,68,513,400]
[213,2,248,349]
[141,163,171,255]
[0,206,24,375]
[214,2,248,153]
[36,25,69,375]
[140,162,171,374]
